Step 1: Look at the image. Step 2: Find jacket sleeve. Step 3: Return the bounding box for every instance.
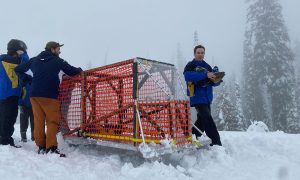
[15,59,33,86]
[20,52,29,62]
[59,59,83,76]
[184,71,208,82]
[183,62,207,82]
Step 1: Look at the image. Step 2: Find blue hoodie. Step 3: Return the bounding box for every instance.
[15,50,82,99]
[183,59,220,106]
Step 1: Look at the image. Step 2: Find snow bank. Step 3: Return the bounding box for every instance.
[0,125,300,180]
[247,121,269,132]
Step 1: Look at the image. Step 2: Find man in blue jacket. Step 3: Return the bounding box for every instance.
[15,41,82,156]
[0,39,29,147]
[183,45,222,146]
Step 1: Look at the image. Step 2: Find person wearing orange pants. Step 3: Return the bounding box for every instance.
[15,41,82,156]
[30,97,60,149]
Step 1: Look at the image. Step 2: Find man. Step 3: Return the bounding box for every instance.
[0,39,29,147]
[19,83,34,142]
[15,41,82,156]
[183,45,222,146]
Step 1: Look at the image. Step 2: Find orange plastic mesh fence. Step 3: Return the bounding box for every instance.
[59,58,192,147]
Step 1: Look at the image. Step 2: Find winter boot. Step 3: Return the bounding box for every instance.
[31,132,35,141]
[10,143,22,148]
[9,138,21,148]
[21,132,27,142]
[46,146,66,158]
[37,146,46,154]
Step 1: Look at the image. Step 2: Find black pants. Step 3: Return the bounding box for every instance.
[192,104,222,146]
[20,106,34,139]
[0,96,19,145]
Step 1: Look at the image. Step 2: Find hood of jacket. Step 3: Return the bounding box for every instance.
[37,50,58,61]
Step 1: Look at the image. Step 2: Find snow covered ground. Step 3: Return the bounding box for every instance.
[0,124,299,180]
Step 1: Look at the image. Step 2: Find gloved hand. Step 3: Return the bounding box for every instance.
[212,66,219,72]
[20,52,29,62]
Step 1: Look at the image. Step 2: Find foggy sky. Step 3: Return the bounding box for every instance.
[1,0,299,76]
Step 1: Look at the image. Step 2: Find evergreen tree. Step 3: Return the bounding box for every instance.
[242,0,270,127]
[243,0,298,132]
[292,40,300,133]
[176,43,185,75]
[103,48,109,66]
[212,85,226,130]
[232,77,247,130]
[85,60,93,70]
[294,40,300,113]
[194,31,199,47]
[212,82,242,131]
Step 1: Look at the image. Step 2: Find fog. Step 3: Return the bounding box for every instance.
[1,0,299,75]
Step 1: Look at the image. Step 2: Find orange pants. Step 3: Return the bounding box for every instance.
[30,97,60,149]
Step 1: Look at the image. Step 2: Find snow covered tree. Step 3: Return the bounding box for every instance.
[243,0,298,132]
[242,0,270,127]
[213,81,243,131]
[294,40,300,113]
[292,40,300,133]
[103,48,109,66]
[229,75,247,130]
[194,31,199,47]
[212,85,226,130]
[85,60,93,70]
[176,43,185,75]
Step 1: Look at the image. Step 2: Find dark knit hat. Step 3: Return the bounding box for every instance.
[7,39,27,52]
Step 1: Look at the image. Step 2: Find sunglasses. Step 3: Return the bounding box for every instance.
[196,52,205,54]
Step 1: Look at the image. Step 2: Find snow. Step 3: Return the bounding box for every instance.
[1,124,300,180]
[247,121,269,132]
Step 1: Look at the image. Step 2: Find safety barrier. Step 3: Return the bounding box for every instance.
[59,58,192,148]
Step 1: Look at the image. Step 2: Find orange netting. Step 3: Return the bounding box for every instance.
[58,58,192,147]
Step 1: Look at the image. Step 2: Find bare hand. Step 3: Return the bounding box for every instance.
[207,72,216,80]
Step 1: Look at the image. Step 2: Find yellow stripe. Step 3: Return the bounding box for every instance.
[22,87,27,99]
[187,136,193,141]
[2,61,19,88]
[83,132,192,145]
[84,132,162,144]
[188,81,195,97]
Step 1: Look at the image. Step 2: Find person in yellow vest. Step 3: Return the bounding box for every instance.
[0,39,29,147]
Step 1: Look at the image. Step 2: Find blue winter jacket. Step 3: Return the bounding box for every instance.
[183,59,220,106]
[0,52,29,100]
[19,83,32,108]
[15,50,82,99]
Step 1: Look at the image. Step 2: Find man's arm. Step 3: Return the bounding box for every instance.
[20,52,29,62]
[183,62,208,82]
[59,59,82,76]
[15,59,33,86]
[184,71,208,82]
